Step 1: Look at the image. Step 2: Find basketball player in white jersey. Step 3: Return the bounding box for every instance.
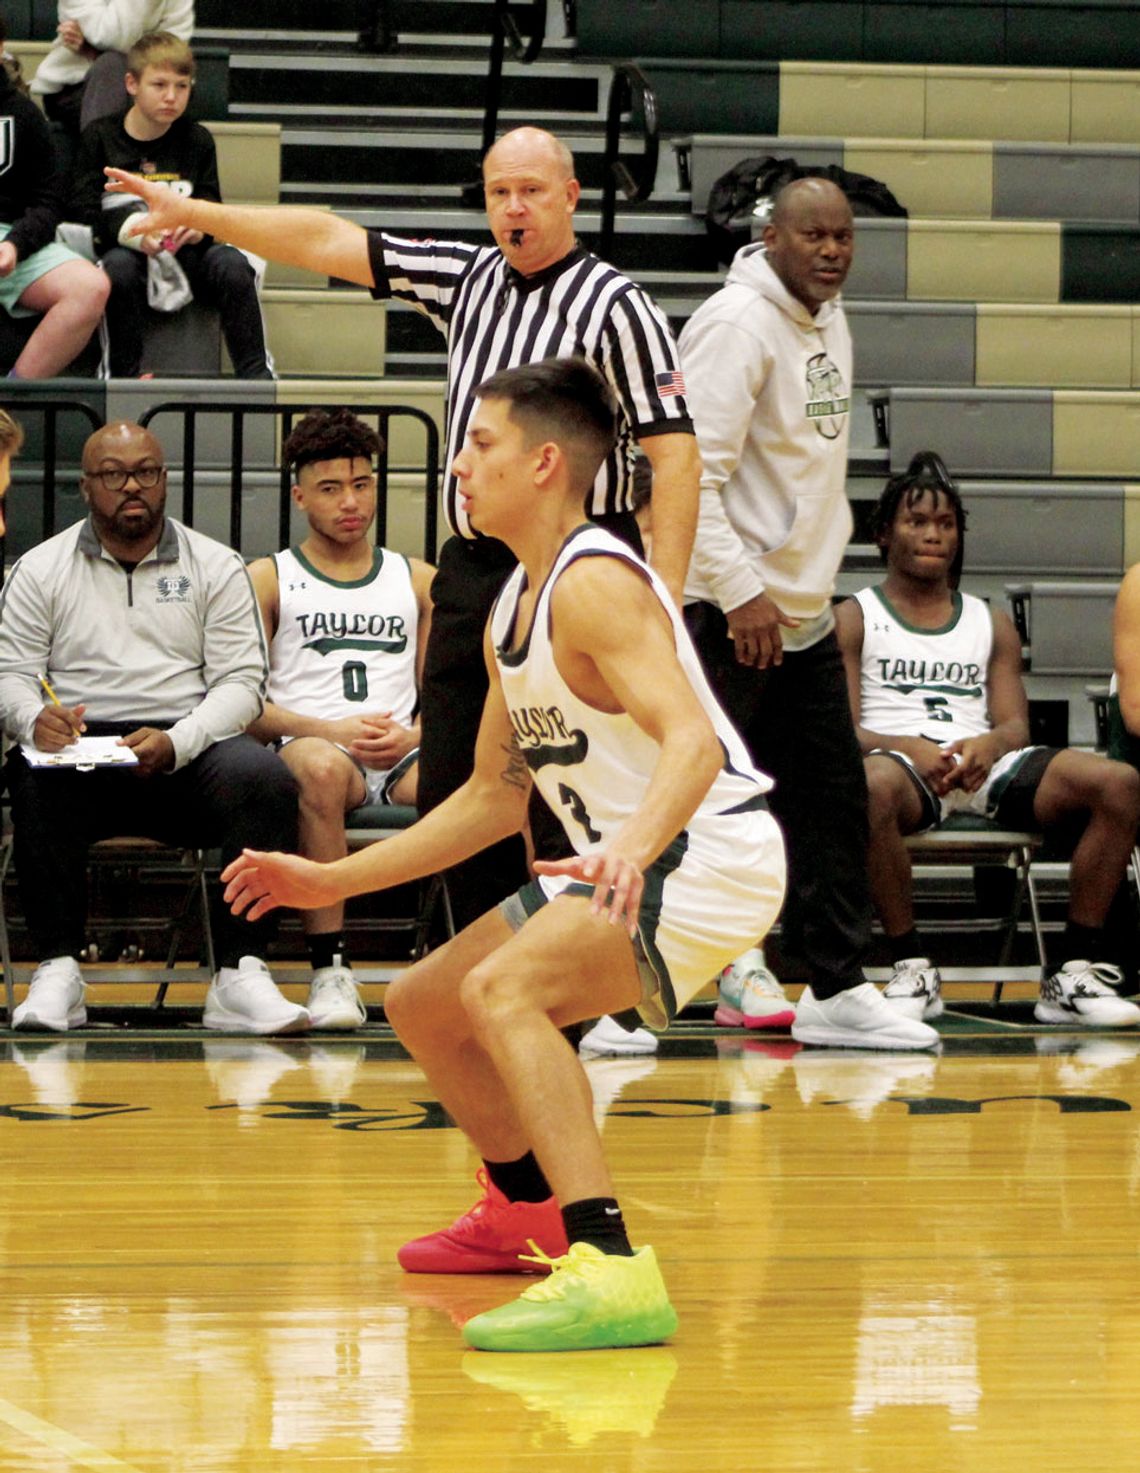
[836,451,1140,1028]
[221,358,785,1352]
[247,409,433,1030]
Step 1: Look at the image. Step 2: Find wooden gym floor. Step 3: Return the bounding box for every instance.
[0,982,1138,1472]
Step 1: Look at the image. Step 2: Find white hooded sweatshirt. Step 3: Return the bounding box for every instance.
[680,243,853,647]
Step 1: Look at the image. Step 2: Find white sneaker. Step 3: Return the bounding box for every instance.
[714,947,796,1029]
[578,1015,658,1057]
[203,956,310,1036]
[791,983,940,1051]
[12,957,87,1032]
[306,955,366,1031]
[882,957,944,1021]
[1034,961,1140,1028]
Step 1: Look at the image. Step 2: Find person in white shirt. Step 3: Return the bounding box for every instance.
[681,177,936,1051]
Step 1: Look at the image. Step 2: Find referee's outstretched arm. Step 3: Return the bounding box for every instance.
[104,167,376,288]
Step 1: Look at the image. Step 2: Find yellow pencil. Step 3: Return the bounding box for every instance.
[37,672,62,706]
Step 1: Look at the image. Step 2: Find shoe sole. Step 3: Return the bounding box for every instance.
[714,1003,744,1027]
[308,1009,366,1031]
[740,1008,797,1029]
[791,1023,938,1051]
[1034,1002,1140,1028]
[203,1009,311,1036]
[12,1007,87,1033]
[462,1302,679,1352]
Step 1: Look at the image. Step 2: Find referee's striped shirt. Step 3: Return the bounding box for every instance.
[367,233,694,540]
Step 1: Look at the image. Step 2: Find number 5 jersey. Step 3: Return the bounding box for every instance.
[852,584,994,744]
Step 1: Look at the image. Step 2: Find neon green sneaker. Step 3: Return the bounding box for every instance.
[461,1241,678,1352]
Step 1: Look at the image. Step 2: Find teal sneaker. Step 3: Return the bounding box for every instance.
[462,1241,678,1352]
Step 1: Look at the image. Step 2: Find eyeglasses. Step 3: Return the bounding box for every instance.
[85,464,165,493]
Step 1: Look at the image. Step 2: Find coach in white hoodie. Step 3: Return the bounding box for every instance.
[680,177,936,1050]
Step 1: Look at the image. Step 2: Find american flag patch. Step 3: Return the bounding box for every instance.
[655,370,687,398]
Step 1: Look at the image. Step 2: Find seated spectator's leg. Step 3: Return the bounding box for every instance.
[274,737,366,941]
[5,754,94,960]
[11,258,109,380]
[100,247,149,377]
[4,751,166,956]
[79,51,129,129]
[163,734,299,966]
[864,753,927,947]
[184,243,273,379]
[1029,751,1140,934]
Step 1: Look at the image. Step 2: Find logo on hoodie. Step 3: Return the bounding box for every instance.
[804,353,849,441]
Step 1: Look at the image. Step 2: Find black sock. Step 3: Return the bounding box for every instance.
[561,1196,634,1256]
[888,930,925,963]
[307,932,345,971]
[1061,922,1105,965]
[484,1151,553,1203]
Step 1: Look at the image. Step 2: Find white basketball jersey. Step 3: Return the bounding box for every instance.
[854,585,994,744]
[266,546,418,726]
[490,525,773,857]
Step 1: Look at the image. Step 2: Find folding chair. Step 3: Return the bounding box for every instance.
[903,813,1046,1004]
[0,831,216,1022]
[343,803,454,972]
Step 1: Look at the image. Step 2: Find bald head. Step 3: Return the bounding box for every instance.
[763,177,855,314]
[769,176,852,230]
[82,420,164,473]
[484,127,575,183]
[482,127,580,276]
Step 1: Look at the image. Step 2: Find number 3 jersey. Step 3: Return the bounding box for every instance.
[265,546,419,735]
[490,525,784,1016]
[852,585,994,744]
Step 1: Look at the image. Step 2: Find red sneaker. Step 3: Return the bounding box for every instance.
[397,1169,568,1274]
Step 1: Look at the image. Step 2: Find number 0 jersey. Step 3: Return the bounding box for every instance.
[265,546,419,730]
[853,585,994,745]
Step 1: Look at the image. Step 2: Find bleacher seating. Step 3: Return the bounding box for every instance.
[6,0,1140,981]
[576,0,1140,69]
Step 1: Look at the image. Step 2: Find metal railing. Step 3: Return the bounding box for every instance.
[599,63,659,262]
[137,401,440,560]
[0,396,440,564]
[462,0,550,205]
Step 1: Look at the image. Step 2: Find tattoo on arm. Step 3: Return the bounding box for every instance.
[499,734,530,792]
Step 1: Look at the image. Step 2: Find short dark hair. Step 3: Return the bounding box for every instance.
[475,356,616,491]
[283,408,383,476]
[871,450,967,584]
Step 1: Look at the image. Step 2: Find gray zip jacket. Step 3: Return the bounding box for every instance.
[0,516,267,770]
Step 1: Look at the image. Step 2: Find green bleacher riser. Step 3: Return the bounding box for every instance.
[577,0,1140,68]
[261,290,384,377]
[205,124,281,207]
[886,387,1140,479]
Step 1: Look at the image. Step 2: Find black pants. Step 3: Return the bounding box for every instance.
[101,242,271,378]
[685,604,872,999]
[6,733,298,969]
[416,515,644,933]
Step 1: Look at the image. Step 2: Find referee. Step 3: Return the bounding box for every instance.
[106,127,701,929]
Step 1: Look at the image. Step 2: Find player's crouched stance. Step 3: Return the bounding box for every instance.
[222,358,785,1351]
